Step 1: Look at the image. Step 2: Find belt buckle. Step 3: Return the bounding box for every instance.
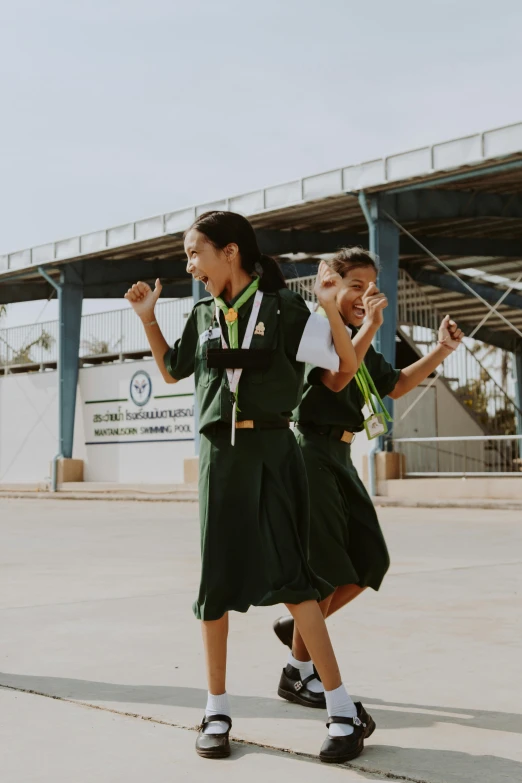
[236,420,254,429]
[340,430,354,444]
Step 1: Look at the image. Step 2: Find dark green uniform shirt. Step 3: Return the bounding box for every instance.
[295,333,401,432]
[164,287,313,431]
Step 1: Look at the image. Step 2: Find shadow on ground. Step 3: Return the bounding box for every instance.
[2,672,521,783]
[1,671,520,734]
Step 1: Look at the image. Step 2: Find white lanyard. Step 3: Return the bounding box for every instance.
[215,289,264,445]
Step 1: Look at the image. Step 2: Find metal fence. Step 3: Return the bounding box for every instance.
[393,435,522,476]
[397,269,519,435]
[287,274,316,302]
[0,298,193,370]
[1,274,521,437]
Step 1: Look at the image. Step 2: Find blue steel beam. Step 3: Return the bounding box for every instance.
[515,350,522,444]
[38,265,83,490]
[386,159,522,193]
[256,229,362,255]
[380,189,522,223]
[260,229,522,259]
[2,231,522,305]
[280,261,319,278]
[462,324,521,353]
[81,258,188,285]
[60,266,83,459]
[0,263,322,305]
[406,267,522,312]
[369,198,400,401]
[400,236,522,259]
[359,192,400,437]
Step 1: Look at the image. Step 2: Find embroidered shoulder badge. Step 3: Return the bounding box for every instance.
[254,322,265,336]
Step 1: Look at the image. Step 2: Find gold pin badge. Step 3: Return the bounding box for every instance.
[254,322,265,336]
[225,308,238,323]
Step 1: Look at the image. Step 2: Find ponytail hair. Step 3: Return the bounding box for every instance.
[185,211,287,293]
[256,254,287,292]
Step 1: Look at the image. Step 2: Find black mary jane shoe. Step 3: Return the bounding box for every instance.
[195,714,232,759]
[319,714,367,764]
[273,616,294,649]
[277,664,326,709]
[354,701,376,739]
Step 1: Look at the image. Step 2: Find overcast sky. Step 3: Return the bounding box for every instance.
[1,0,522,326]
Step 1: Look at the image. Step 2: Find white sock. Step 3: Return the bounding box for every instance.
[204,691,230,735]
[287,653,324,694]
[325,684,357,737]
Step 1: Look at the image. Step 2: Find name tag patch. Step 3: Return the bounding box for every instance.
[364,413,387,440]
[199,327,221,346]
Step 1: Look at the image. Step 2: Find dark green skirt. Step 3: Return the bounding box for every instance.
[194,428,332,620]
[296,429,390,592]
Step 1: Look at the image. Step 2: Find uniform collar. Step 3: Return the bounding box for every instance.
[220,279,257,318]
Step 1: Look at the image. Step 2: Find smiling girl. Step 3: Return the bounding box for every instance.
[273,247,464,707]
[125,214,377,764]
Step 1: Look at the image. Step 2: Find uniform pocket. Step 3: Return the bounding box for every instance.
[197,337,220,388]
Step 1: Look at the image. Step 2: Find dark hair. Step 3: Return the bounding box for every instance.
[185,211,287,293]
[326,247,380,278]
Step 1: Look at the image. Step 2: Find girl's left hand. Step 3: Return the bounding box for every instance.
[438,315,464,351]
[314,261,342,307]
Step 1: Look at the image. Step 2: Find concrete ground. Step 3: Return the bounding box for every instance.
[1,499,521,783]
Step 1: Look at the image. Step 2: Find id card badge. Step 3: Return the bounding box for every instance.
[364,413,387,440]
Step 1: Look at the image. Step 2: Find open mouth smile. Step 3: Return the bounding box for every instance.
[194,274,210,291]
[353,305,365,319]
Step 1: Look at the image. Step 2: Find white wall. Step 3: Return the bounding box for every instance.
[0,359,196,485]
[435,380,484,438]
[393,378,486,474]
[0,370,59,483]
[0,361,491,486]
[78,359,196,484]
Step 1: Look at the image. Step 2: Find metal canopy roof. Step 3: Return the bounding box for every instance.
[1,121,522,350]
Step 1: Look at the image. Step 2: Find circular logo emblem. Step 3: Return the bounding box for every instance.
[130,370,152,407]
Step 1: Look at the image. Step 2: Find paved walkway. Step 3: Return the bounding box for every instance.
[1,481,522,509]
[1,499,521,782]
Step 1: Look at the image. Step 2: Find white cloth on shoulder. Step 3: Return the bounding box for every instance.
[296,312,352,372]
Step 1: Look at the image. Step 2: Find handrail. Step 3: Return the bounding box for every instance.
[394,434,522,442]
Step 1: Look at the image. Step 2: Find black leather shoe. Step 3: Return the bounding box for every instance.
[195,714,232,759]
[277,664,326,709]
[273,616,294,649]
[319,715,366,764]
[355,701,376,739]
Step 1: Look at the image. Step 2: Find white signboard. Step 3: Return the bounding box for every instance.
[84,367,195,445]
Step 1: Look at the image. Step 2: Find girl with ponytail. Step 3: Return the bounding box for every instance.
[125,211,375,764]
[273,247,463,715]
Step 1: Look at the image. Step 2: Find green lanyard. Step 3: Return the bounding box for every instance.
[316,306,392,422]
[354,362,393,422]
[315,306,392,423]
[214,277,260,349]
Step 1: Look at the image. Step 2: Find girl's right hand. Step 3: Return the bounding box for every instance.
[124,278,162,321]
[314,261,343,308]
[362,282,388,326]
